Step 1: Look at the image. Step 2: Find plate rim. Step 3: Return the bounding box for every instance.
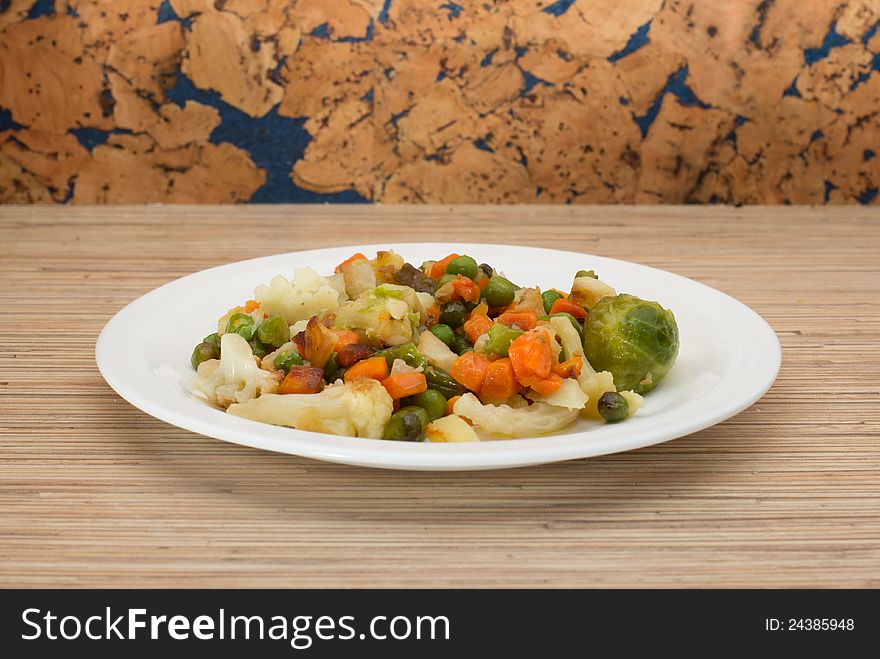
[96,242,782,471]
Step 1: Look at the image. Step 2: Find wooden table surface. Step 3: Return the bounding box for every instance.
[1,205,878,588]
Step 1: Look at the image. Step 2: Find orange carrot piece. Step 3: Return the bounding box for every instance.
[244,299,260,313]
[343,355,389,383]
[480,358,517,405]
[445,395,462,416]
[508,330,553,387]
[451,275,481,303]
[496,310,538,332]
[530,372,563,396]
[477,277,490,290]
[334,252,368,273]
[425,304,441,328]
[552,356,583,379]
[450,352,492,393]
[381,372,428,399]
[463,314,494,344]
[279,366,324,395]
[549,298,586,319]
[333,329,361,352]
[428,253,460,280]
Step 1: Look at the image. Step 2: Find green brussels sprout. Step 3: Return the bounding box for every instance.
[584,294,679,394]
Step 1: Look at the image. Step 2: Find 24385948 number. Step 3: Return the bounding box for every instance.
[787,619,854,631]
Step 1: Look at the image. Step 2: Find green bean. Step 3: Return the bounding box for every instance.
[445,255,479,279]
[191,342,216,370]
[430,323,455,346]
[226,312,255,340]
[256,315,290,348]
[598,391,629,423]
[373,343,428,369]
[274,348,303,373]
[424,365,465,398]
[439,301,467,329]
[576,269,598,279]
[451,334,473,355]
[484,323,523,357]
[483,276,516,307]
[323,352,340,382]
[411,389,447,421]
[542,289,564,314]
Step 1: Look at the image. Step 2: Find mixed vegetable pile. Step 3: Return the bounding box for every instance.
[190,251,679,442]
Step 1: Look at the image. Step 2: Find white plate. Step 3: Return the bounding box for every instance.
[96,243,780,471]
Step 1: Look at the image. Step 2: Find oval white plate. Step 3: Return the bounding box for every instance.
[96,243,780,471]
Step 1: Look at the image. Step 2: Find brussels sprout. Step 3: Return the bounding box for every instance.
[584,294,679,394]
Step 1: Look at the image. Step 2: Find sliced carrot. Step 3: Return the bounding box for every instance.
[343,355,389,383]
[463,314,494,344]
[428,253,460,280]
[552,356,583,379]
[496,310,538,331]
[334,252,368,273]
[425,304,441,328]
[450,352,492,393]
[549,298,586,319]
[450,275,481,303]
[531,372,563,396]
[445,395,462,416]
[280,366,324,395]
[480,358,517,405]
[508,329,553,387]
[302,317,336,368]
[381,372,428,399]
[244,299,260,313]
[333,329,361,352]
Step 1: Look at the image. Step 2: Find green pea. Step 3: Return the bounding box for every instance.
[256,315,289,348]
[434,273,456,291]
[430,323,455,346]
[484,323,523,357]
[191,342,216,370]
[382,408,426,441]
[411,389,447,421]
[424,365,465,398]
[439,301,467,329]
[598,391,629,423]
[445,255,479,279]
[203,333,221,355]
[274,348,303,373]
[226,312,255,340]
[542,289,564,314]
[248,338,270,358]
[483,276,516,307]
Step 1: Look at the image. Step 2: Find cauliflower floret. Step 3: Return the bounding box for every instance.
[418,329,457,373]
[527,378,587,409]
[334,285,419,346]
[569,275,616,310]
[254,267,340,325]
[227,378,394,439]
[426,414,480,443]
[193,333,280,408]
[453,393,579,438]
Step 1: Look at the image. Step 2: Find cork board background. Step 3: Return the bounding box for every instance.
[1,0,878,204]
